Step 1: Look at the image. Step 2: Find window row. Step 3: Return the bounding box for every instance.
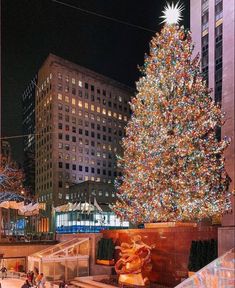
[57,91,127,107]
[57,102,128,120]
[57,112,125,128]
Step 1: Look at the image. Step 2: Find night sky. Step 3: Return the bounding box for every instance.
[1,0,190,163]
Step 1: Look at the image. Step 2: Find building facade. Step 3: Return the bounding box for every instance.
[1,140,12,163]
[35,54,132,229]
[190,0,235,227]
[22,75,37,195]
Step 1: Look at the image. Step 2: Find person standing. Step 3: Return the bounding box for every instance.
[39,273,46,288]
[21,279,31,288]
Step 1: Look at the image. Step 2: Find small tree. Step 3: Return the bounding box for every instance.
[0,156,24,195]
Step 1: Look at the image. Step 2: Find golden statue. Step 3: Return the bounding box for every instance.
[115,235,152,286]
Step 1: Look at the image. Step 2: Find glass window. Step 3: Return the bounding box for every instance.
[65,144,70,150]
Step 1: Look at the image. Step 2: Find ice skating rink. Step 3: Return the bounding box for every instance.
[0,278,24,288]
[0,278,51,288]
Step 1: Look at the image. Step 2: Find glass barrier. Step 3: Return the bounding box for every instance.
[176,248,235,288]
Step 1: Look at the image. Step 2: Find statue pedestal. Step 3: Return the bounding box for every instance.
[119,273,147,287]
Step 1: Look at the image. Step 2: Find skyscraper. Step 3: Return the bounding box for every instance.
[34,54,132,229]
[191,0,235,249]
[22,75,37,195]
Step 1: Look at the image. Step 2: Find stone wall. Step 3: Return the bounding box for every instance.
[102,225,218,287]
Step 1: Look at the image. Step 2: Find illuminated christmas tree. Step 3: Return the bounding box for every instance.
[113,3,230,224]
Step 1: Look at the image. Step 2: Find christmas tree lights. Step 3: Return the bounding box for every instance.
[113,11,230,224]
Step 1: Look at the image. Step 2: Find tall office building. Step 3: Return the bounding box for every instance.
[22,75,37,195]
[35,54,132,227]
[191,0,235,249]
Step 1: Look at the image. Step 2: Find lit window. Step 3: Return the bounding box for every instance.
[72,108,76,114]
[91,176,95,181]
[108,110,112,116]
[91,104,95,111]
[58,93,62,100]
[72,98,76,105]
[113,112,117,118]
[124,116,127,121]
[97,116,100,121]
[118,114,122,120]
[78,110,82,116]
[102,108,106,115]
[85,176,89,181]
[50,73,52,79]
[78,101,82,107]
[65,75,69,82]
[119,96,122,102]
[105,192,109,197]
[65,153,70,160]
[90,114,95,120]
[65,96,69,103]
[72,78,76,84]
[78,80,82,87]
[85,112,89,118]
[97,106,101,113]
[96,178,101,182]
[85,102,89,109]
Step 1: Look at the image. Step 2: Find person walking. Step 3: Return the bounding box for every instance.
[0,267,7,280]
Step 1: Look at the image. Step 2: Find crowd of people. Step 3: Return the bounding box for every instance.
[22,268,46,288]
[0,265,68,287]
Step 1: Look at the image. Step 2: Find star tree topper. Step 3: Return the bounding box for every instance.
[160,1,184,24]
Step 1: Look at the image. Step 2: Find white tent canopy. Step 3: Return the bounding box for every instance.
[54,199,102,213]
